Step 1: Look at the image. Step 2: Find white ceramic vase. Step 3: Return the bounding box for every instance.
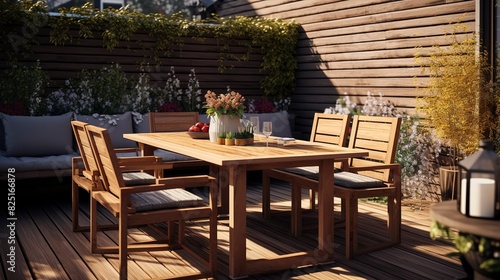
[209,115,241,143]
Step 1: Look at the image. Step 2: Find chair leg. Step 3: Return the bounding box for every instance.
[72,180,80,232]
[209,183,218,277]
[178,221,185,244]
[90,196,98,253]
[345,192,358,259]
[119,203,128,280]
[168,220,175,243]
[308,189,316,210]
[262,171,271,219]
[291,182,302,236]
[388,194,401,245]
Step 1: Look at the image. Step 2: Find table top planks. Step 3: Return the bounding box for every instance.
[124,132,368,169]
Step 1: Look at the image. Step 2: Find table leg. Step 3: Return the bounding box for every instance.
[228,164,247,278]
[220,166,229,215]
[317,159,335,261]
[138,143,154,156]
[209,165,229,215]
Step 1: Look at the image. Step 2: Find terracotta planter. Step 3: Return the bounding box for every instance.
[225,138,235,146]
[235,138,246,146]
[461,251,500,280]
[217,137,226,145]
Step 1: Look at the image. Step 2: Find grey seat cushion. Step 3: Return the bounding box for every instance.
[282,167,385,189]
[334,172,385,189]
[122,172,156,186]
[282,166,340,180]
[130,188,205,212]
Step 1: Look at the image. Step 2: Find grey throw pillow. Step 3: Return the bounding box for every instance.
[75,112,136,148]
[1,112,74,157]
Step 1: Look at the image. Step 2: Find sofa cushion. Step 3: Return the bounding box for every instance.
[244,111,293,137]
[0,150,77,172]
[132,112,150,133]
[1,112,74,157]
[75,112,136,149]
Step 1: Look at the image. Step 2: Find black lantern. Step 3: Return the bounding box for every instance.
[457,139,500,219]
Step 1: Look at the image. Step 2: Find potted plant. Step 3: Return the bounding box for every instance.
[204,90,245,143]
[225,131,235,146]
[416,23,496,201]
[430,221,500,279]
[217,131,226,145]
[233,123,255,146]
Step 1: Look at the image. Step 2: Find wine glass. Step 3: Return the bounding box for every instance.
[262,121,273,147]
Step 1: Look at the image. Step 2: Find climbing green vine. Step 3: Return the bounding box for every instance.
[1,1,299,100]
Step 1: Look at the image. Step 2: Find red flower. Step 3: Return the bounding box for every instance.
[158,102,182,112]
[0,101,27,115]
[252,99,276,113]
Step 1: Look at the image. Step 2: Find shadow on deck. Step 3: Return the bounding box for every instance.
[0,177,466,280]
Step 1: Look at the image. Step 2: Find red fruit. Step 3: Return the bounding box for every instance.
[201,124,209,133]
[195,122,205,128]
[188,125,201,132]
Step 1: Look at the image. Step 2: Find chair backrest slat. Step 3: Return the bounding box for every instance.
[310,113,350,146]
[149,112,200,132]
[348,115,401,181]
[72,121,99,175]
[86,125,125,196]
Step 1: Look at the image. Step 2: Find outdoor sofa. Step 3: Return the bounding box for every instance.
[0,111,292,181]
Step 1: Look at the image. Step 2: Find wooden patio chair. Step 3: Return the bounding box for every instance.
[263,115,402,259]
[149,111,200,133]
[71,120,149,232]
[262,113,351,235]
[149,112,209,171]
[85,124,218,279]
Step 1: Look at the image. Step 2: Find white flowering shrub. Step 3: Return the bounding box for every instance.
[155,66,183,108]
[274,96,292,112]
[182,68,203,112]
[43,64,206,115]
[46,63,130,115]
[324,94,359,115]
[128,72,153,113]
[396,115,442,200]
[325,91,443,200]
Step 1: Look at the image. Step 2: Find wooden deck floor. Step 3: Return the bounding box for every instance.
[1,176,467,280]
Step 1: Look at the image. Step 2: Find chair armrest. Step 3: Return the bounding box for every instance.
[348,163,401,186]
[117,156,173,172]
[114,147,139,153]
[348,163,400,173]
[72,157,87,175]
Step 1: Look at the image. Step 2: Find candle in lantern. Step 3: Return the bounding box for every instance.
[460,178,496,218]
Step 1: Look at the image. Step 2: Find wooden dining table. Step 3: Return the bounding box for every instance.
[124,132,368,279]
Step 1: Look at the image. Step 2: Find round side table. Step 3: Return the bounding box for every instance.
[430,201,500,280]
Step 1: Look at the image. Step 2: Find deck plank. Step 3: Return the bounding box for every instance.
[3,178,467,279]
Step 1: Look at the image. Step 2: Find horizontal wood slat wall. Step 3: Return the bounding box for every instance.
[3,24,267,101]
[219,0,476,139]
